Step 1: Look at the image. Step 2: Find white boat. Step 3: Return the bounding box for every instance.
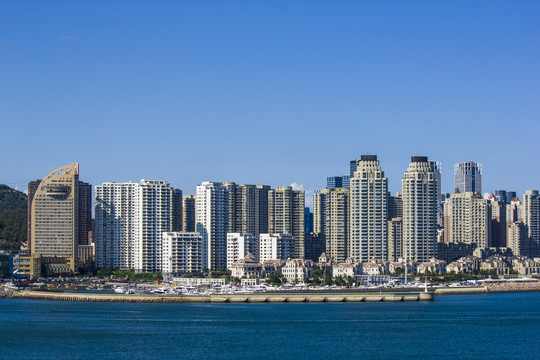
[114,287,125,294]
[152,287,169,294]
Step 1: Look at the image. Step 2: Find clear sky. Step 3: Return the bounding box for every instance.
[1,1,539,206]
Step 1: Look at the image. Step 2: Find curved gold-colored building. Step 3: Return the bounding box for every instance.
[31,163,79,272]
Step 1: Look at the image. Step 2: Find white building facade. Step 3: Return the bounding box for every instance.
[259,233,295,262]
[95,180,177,272]
[196,182,228,270]
[161,232,203,275]
[226,233,257,270]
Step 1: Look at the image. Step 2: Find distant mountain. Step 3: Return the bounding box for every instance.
[0,184,27,211]
[0,185,27,250]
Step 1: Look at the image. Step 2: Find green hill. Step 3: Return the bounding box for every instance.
[0,185,27,250]
[0,184,27,211]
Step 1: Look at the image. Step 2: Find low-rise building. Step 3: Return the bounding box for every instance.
[78,244,95,268]
[417,258,447,274]
[281,259,314,283]
[388,260,417,275]
[362,260,388,275]
[480,255,510,275]
[261,260,285,277]
[332,258,362,278]
[510,256,540,275]
[230,253,261,279]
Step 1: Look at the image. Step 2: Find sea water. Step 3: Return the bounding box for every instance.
[1,292,539,359]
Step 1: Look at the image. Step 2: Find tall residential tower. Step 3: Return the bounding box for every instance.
[402,157,438,262]
[348,155,388,262]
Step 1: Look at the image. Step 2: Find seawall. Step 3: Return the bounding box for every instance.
[9,290,434,303]
[435,285,540,295]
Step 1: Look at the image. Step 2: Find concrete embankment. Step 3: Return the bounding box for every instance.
[435,286,540,295]
[8,290,434,303]
[434,287,488,295]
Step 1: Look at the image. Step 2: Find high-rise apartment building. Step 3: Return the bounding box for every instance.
[226,233,257,269]
[402,156,438,262]
[304,232,325,262]
[327,175,351,189]
[95,180,178,272]
[27,178,91,250]
[387,193,403,220]
[350,159,361,177]
[78,182,92,245]
[388,218,403,262]
[231,184,271,236]
[487,194,507,248]
[443,192,491,248]
[138,180,176,272]
[304,207,313,233]
[495,190,518,205]
[25,180,41,251]
[30,163,81,272]
[182,195,196,232]
[196,182,228,270]
[523,190,540,257]
[507,197,523,225]
[429,160,443,227]
[327,176,343,190]
[507,223,528,257]
[268,186,305,259]
[161,232,203,275]
[95,182,139,269]
[259,233,295,262]
[313,187,349,262]
[196,182,271,270]
[454,162,482,194]
[349,155,388,262]
[171,189,183,232]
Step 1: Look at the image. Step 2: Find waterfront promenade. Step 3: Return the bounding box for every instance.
[4,283,540,303]
[6,288,434,303]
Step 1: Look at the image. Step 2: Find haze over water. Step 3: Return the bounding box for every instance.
[1,293,539,359]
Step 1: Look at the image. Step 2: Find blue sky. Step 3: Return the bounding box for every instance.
[1,1,539,206]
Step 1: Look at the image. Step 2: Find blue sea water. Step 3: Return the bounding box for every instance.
[1,293,539,360]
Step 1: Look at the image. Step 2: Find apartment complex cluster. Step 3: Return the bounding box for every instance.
[13,156,540,279]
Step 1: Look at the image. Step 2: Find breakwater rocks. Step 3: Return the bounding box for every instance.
[0,286,16,298]
[11,290,434,303]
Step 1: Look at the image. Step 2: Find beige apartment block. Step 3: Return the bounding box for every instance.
[349,155,388,262]
[443,191,491,248]
[268,186,305,259]
[388,218,403,262]
[31,163,80,272]
[313,187,349,262]
[401,156,438,262]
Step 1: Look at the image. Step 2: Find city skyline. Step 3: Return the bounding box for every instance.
[5,155,538,209]
[1,2,539,201]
